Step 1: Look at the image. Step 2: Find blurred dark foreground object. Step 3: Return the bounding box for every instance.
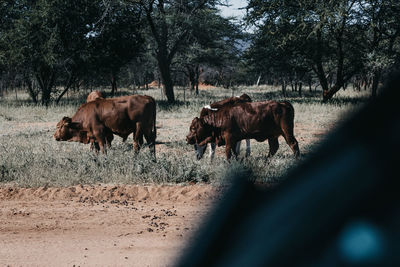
[176,73,400,267]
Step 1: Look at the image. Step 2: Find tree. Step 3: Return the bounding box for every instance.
[0,0,97,104]
[359,0,400,98]
[1,0,145,104]
[131,0,222,103]
[245,0,399,101]
[174,8,243,94]
[89,1,145,96]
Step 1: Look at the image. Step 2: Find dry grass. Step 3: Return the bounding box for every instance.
[0,85,369,187]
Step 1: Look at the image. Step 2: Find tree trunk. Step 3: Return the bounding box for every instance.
[111,74,117,96]
[298,82,302,97]
[371,70,381,99]
[13,80,17,100]
[195,65,200,96]
[323,84,342,102]
[25,77,38,104]
[36,68,56,106]
[188,67,195,92]
[157,54,175,103]
[56,73,76,104]
[281,79,287,97]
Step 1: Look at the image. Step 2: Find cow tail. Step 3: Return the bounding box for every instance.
[152,107,157,143]
[284,101,295,123]
[277,101,296,148]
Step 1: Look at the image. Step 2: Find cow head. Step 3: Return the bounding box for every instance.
[54,117,89,143]
[186,117,214,160]
[187,117,207,145]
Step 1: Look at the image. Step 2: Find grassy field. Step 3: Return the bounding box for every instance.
[0,85,369,187]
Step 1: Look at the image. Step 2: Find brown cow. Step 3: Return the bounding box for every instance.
[54,95,156,156]
[186,100,300,160]
[86,90,104,102]
[195,94,252,160]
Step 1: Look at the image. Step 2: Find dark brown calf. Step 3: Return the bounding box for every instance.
[194,94,252,160]
[187,100,300,160]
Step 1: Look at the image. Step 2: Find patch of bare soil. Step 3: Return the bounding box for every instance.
[0,185,220,267]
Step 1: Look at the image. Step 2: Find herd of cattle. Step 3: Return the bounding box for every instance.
[54,91,300,160]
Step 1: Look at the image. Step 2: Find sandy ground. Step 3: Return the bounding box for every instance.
[0,185,220,267]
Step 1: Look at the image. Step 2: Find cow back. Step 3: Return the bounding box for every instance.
[200,94,252,118]
[72,95,156,139]
[202,100,295,137]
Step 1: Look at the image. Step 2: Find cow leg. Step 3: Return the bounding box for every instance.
[235,141,241,157]
[281,130,300,158]
[224,133,236,160]
[94,135,107,154]
[232,141,240,160]
[89,140,95,151]
[92,141,100,152]
[280,116,301,157]
[245,139,251,157]
[92,127,108,154]
[105,130,113,148]
[195,144,207,160]
[288,137,300,158]
[209,143,216,161]
[225,144,233,160]
[268,137,279,157]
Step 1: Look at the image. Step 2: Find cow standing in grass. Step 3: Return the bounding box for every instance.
[194,94,252,160]
[54,95,156,157]
[187,100,300,160]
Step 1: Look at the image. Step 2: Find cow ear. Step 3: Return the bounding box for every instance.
[62,117,72,125]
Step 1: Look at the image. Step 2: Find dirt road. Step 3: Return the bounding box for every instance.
[0,185,219,267]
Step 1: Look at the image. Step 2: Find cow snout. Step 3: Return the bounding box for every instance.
[186,134,195,144]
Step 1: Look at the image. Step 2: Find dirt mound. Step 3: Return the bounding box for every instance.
[0,184,219,202]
